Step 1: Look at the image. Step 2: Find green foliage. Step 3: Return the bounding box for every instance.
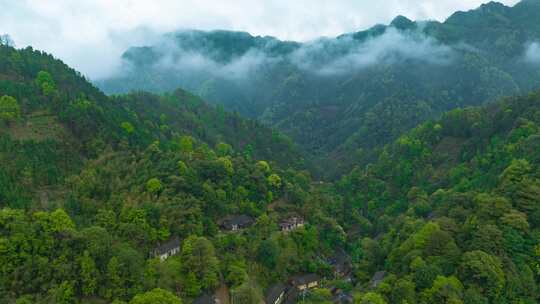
[0,95,20,123]
[357,292,387,304]
[178,136,193,155]
[267,173,282,188]
[459,251,505,300]
[80,251,98,296]
[180,236,220,294]
[35,70,56,96]
[98,2,540,178]
[422,276,463,303]
[146,178,162,194]
[129,288,182,304]
[256,160,271,173]
[304,288,333,303]
[232,282,263,304]
[225,261,248,288]
[216,142,232,156]
[121,121,135,134]
[3,20,540,304]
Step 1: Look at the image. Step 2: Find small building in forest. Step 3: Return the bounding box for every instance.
[279,217,305,232]
[290,274,320,291]
[152,237,181,262]
[220,215,255,231]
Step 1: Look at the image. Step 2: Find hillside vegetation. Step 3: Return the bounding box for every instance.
[98,0,540,178]
[2,1,540,304]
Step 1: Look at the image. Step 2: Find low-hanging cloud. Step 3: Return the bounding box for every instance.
[0,0,520,79]
[126,26,455,83]
[290,28,454,75]
[525,42,540,64]
[131,35,280,82]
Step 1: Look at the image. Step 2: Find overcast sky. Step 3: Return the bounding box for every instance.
[0,0,521,79]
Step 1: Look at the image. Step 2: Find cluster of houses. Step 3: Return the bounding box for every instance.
[150,216,387,304]
[264,248,356,304]
[278,217,305,232]
[219,214,306,233]
[151,215,307,262]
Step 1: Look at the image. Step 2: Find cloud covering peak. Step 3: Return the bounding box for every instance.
[0,0,520,79]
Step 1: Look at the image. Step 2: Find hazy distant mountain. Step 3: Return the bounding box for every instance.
[97,0,540,177]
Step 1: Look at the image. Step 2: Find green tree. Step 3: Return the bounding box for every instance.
[256,160,271,173]
[459,251,505,300]
[267,174,282,188]
[535,244,540,275]
[129,288,182,304]
[390,278,416,304]
[225,262,248,288]
[180,236,220,291]
[0,95,21,123]
[217,157,234,175]
[177,161,188,175]
[357,292,387,304]
[35,70,56,96]
[121,122,135,134]
[49,209,75,233]
[216,142,233,156]
[179,136,194,155]
[181,272,201,297]
[257,238,279,269]
[51,281,75,304]
[305,288,333,303]
[0,95,20,123]
[106,257,125,300]
[146,178,162,195]
[422,275,463,303]
[80,251,98,296]
[232,282,263,304]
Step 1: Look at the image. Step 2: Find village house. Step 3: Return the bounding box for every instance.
[265,283,288,304]
[290,274,320,291]
[279,217,305,232]
[281,274,321,304]
[328,248,353,279]
[152,237,180,262]
[220,214,255,231]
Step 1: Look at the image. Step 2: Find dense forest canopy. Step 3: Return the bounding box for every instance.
[2,1,540,304]
[98,0,540,178]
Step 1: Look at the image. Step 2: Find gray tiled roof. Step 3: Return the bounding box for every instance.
[153,237,180,255]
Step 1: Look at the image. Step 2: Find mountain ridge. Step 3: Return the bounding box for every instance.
[97,0,540,178]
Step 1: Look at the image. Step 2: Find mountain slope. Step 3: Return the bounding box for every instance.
[336,90,540,303]
[3,39,540,303]
[0,43,304,207]
[97,0,540,178]
[0,42,346,304]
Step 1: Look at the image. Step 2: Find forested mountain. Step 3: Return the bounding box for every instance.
[3,1,540,304]
[3,35,540,303]
[336,91,540,303]
[0,43,338,303]
[98,0,540,177]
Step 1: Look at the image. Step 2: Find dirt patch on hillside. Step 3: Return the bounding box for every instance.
[5,110,70,141]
